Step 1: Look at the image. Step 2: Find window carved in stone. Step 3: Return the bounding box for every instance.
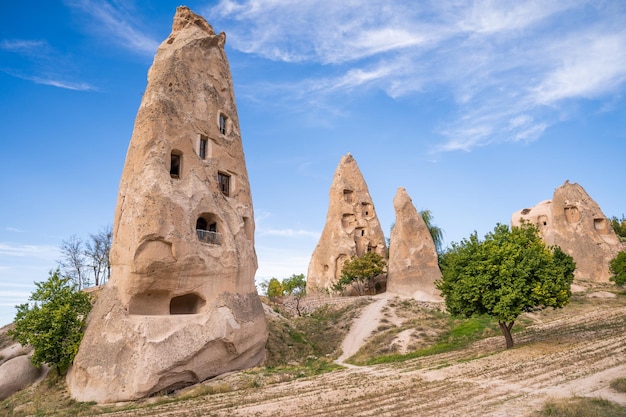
[170,151,182,178]
[343,189,353,203]
[594,218,608,234]
[218,172,230,196]
[170,293,206,314]
[196,214,221,245]
[564,206,580,223]
[199,135,208,159]
[219,113,228,135]
[361,202,372,217]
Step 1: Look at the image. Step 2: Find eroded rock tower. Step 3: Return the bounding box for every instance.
[512,181,622,282]
[386,188,442,301]
[67,7,267,402]
[306,153,387,292]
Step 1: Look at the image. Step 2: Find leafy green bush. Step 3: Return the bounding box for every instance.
[9,269,92,375]
[437,222,575,348]
[609,251,626,286]
[610,215,626,241]
[333,252,386,295]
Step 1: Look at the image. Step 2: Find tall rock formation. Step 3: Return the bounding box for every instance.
[512,181,622,282]
[67,7,267,403]
[387,188,442,301]
[306,153,387,292]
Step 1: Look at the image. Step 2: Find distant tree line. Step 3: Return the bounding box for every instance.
[260,273,307,316]
[57,225,112,289]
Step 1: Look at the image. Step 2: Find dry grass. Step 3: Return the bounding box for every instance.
[533,397,626,417]
[610,377,626,393]
[3,287,626,416]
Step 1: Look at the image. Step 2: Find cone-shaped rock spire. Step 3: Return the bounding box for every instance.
[512,181,623,282]
[386,188,442,301]
[67,7,267,403]
[306,153,387,292]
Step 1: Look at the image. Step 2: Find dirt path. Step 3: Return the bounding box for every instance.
[103,299,626,417]
[336,295,388,365]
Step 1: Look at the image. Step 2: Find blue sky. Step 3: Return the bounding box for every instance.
[1,0,626,325]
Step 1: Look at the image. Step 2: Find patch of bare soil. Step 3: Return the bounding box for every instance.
[92,292,626,417]
[336,294,389,364]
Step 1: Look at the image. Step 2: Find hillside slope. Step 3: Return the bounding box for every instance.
[104,290,626,416]
[3,288,626,416]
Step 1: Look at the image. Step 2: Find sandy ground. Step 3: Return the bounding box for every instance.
[104,296,626,417]
[336,294,389,364]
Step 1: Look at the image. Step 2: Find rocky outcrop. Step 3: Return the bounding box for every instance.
[386,188,442,301]
[306,153,387,292]
[0,354,45,400]
[512,181,622,282]
[0,335,46,401]
[66,7,267,403]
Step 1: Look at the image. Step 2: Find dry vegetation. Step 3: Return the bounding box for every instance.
[2,284,626,416]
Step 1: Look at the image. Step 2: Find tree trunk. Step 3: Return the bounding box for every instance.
[295,298,302,317]
[498,321,515,349]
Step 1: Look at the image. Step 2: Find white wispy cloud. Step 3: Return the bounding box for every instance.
[532,30,626,105]
[1,38,97,91]
[0,39,48,54]
[64,0,159,55]
[17,73,97,91]
[0,243,60,261]
[206,0,626,152]
[32,77,97,91]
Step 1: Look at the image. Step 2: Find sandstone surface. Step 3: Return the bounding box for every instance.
[306,153,387,292]
[386,188,442,301]
[67,7,267,403]
[512,181,622,282]
[0,354,45,401]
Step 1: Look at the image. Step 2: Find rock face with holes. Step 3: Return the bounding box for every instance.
[66,7,267,403]
[512,181,622,282]
[386,188,442,301]
[306,153,387,292]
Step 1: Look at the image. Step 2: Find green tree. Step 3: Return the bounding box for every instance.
[610,251,626,286]
[610,216,626,241]
[282,273,307,316]
[8,270,92,375]
[420,209,444,254]
[266,277,284,300]
[334,252,386,296]
[437,223,575,349]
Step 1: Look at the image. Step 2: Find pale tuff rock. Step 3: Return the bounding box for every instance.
[0,340,46,401]
[66,7,267,403]
[0,355,45,401]
[306,153,387,292]
[386,188,442,302]
[512,181,622,282]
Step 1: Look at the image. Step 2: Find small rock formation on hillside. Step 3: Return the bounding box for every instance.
[512,181,622,282]
[67,7,267,403]
[306,153,387,292]
[386,188,442,301]
[0,336,46,401]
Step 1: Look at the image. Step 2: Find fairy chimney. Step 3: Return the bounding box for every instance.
[512,181,622,282]
[67,7,267,403]
[387,188,442,301]
[306,153,387,292]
